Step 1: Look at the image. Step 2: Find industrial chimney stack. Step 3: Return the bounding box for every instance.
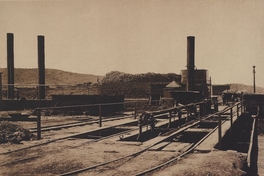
[7,33,15,99]
[38,35,45,99]
[186,36,195,91]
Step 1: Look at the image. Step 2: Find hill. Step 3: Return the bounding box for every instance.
[230,83,264,94]
[0,68,103,85]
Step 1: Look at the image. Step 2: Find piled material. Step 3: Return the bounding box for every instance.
[0,121,34,144]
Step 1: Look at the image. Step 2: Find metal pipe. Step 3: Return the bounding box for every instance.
[253,66,256,93]
[7,33,14,99]
[187,36,195,91]
[134,101,137,119]
[38,35,45,99]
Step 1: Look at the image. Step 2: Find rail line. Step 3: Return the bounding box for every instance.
[57,102,242,176]
[58,111,225,176]
[28,114,133,132]
[135,103,241,176]
[1,101,243,176]
[0,116,137,155]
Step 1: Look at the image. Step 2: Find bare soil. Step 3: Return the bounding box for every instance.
[0,114,248,176]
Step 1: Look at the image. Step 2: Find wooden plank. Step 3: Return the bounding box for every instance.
[185,128,212,133]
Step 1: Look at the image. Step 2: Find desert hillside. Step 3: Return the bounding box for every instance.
[230,83,264,94]
[0,68,263,94]
[0,68,103,85]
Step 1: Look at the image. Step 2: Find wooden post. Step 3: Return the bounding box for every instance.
[169,111,172,127]
[178,110,182,127]
[214,102,218,112]
[138,115,142,141]
[237,104,239,117]
[37,109,41,140]
[199,104,204,117]
[99,104,102,127]
[134,101,137,119]
[230,108,233,131]
[241,101,243,114]
[218,113,222,148]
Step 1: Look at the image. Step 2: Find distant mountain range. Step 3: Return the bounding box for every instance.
[230,83,264,94]
[0,68,103,85]
[0,68,262,94]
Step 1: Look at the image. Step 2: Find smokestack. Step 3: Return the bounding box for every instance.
[7,33,14,99]
[38,35,45,99]
[187,36,195,91]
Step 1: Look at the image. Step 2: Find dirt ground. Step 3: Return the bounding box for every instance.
[0,113,248,176]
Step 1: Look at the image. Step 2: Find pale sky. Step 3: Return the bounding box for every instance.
[0,0,264,87]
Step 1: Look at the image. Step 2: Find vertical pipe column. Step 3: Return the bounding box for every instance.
[187,36,195,91]
[38,35,45,99]
[253,66,256,93]
[7,33,14,99]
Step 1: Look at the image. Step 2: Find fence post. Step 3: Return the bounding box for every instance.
[99,104,102,127]
[169,111,172,127]
[178,110,182,127]
[199,103,204,117]
[37,109,41,140]
[214,102,218,112]
[230,108,233,132]
[134,101,137,119]
[218,113,222,149]
[237,104,239,117]
[241,101,243,114]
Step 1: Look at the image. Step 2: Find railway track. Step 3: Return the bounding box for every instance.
[0,117,139,155]
[0,102,242,176]
[58,109,231,176]
[28,114,134,132]
[0,108,195,172]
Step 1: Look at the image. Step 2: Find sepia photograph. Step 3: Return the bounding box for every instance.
[0,0,264,175]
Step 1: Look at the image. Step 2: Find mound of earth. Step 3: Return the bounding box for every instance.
[0,121,34,144]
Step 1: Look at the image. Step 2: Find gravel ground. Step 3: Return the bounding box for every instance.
[0,114,249,176]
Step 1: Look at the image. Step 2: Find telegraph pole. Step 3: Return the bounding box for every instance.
[253,66,256,93]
